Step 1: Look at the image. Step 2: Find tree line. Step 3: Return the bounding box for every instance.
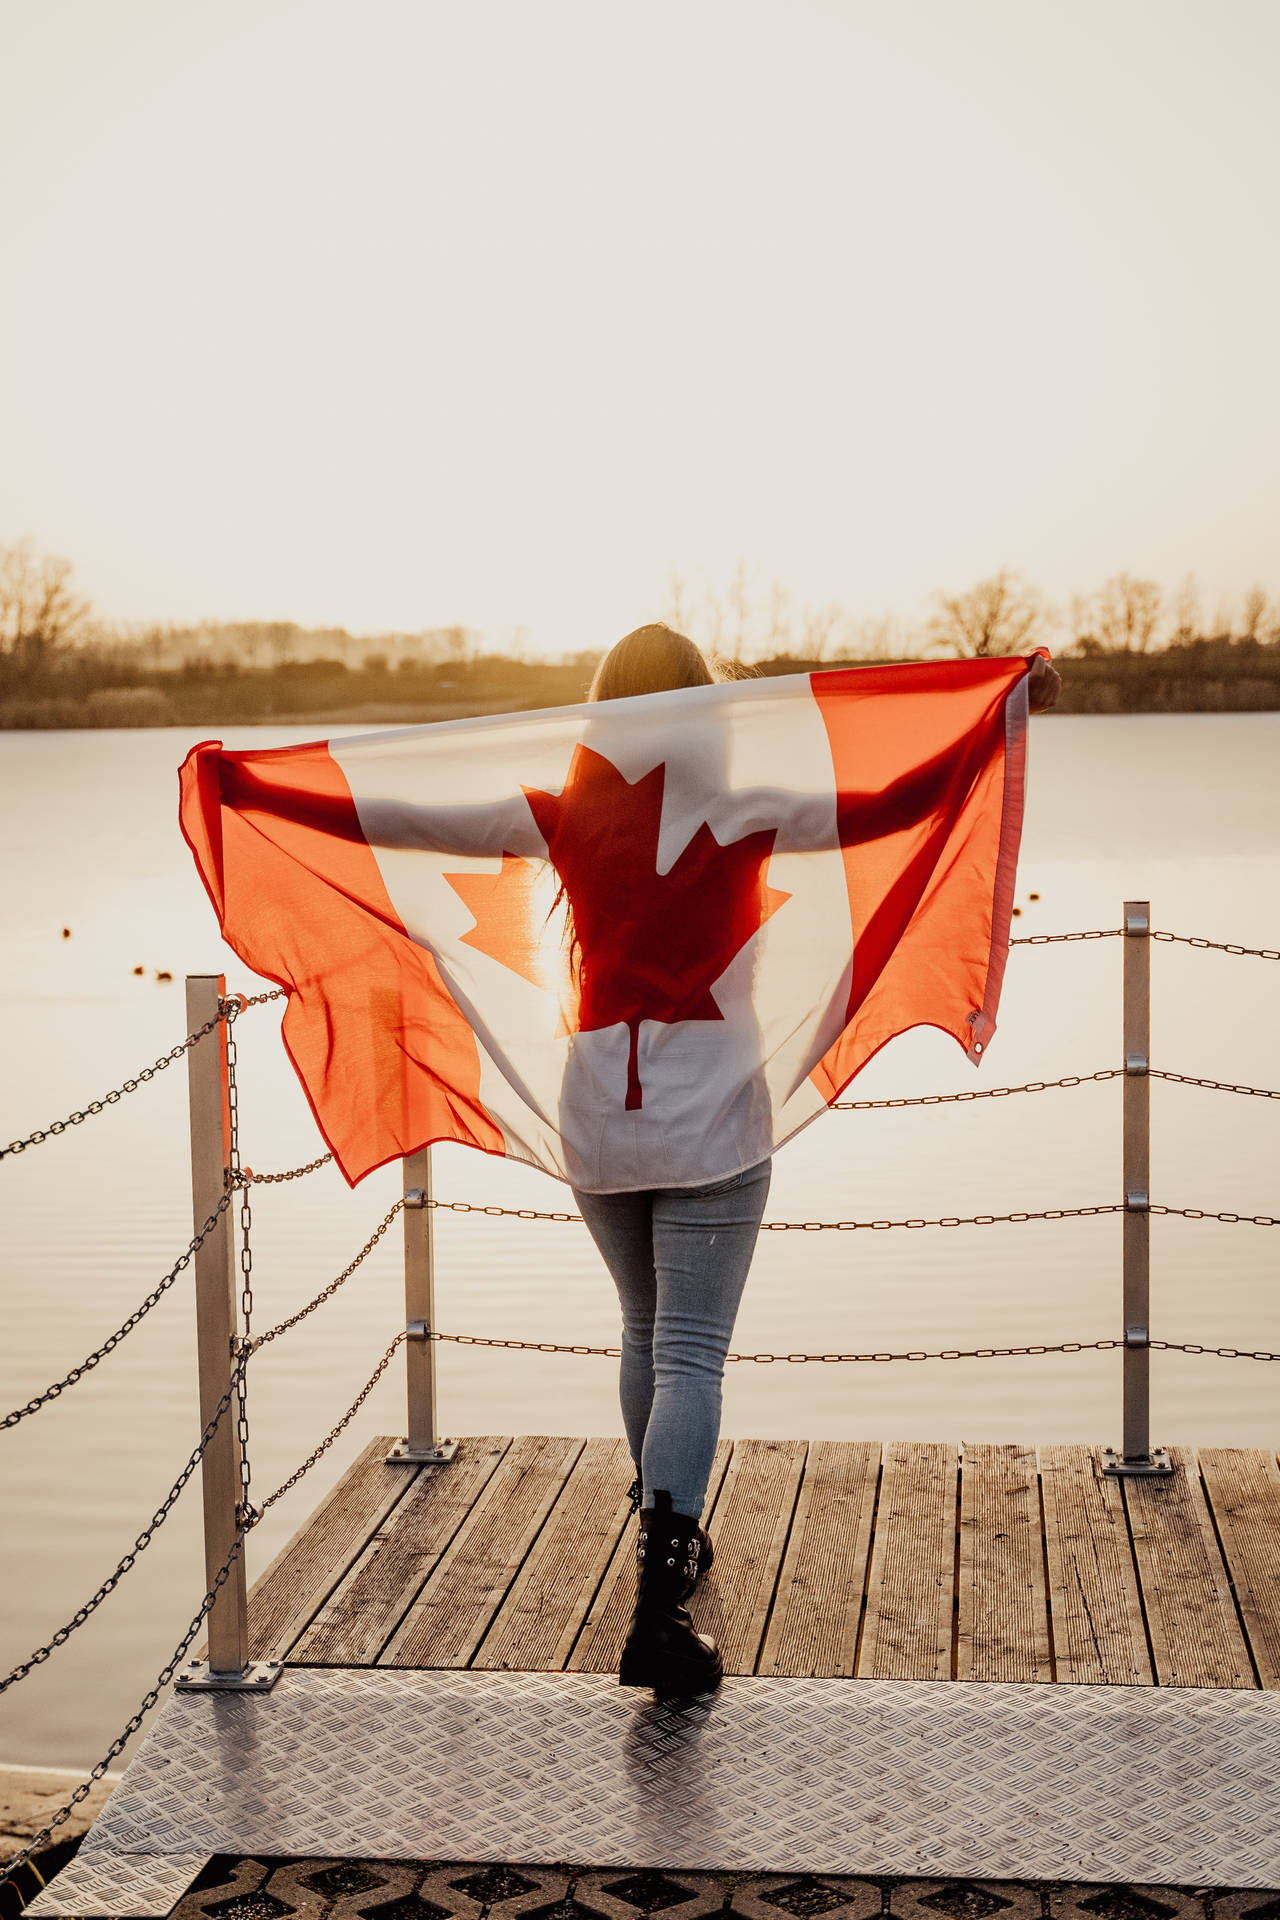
[2,538,1279,726]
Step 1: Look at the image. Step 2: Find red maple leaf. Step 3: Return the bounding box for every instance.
[445,853,554,992]
[446,745,789,1109]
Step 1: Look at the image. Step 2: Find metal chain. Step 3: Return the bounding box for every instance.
[1150,1069,1280,1100]
[1009,927,1280,960]
[834,1070,1120,1110]
[1,1012,223,1160]
[242,1152,334,1184]
[423,1329,1280,1364]
[424,1198,1280,1231]
[225,1022,254,1529]
[251,1333,407,1516]
[0,990,284,1161]
[1154,1340,1280,1360]
[0,1521,251,1891]
[0,1354,248,1695]
[1152,1204,1280,1225]
[2,1195,233,1428]
[249,1201,406,1351]
[1151,931,1280,961]
[421,1197,1128,1229]
[432,1332,1124,1362]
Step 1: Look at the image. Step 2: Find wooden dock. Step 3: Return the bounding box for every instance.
[231,1433,1280,1688]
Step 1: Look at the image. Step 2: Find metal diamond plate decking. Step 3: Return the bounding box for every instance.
[32,1665,1280,1910]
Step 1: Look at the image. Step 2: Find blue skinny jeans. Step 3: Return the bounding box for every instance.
[572,1158,772,1519]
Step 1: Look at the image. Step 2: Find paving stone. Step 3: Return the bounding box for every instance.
[578,1868,725,1920]
[1049,1889,1202,1920]
[416,1865,490,1917]
[266,1860,414,1919]
[203,1886,297,1920]
[172,1861,274,1920]
[484,1872,575,1920]
[442,1864,539,1910]
[733,1877,880,1920]
[1211,1896,1280,1920]
[892,1886,1039,1920]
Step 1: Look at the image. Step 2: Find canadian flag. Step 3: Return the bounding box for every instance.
[179,656,1033,1191]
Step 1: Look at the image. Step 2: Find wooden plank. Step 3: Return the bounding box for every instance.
[688,1438,807,1674]
[215,1435,423,1662]
[566,1441,732,1673]
[292,1436,511,1665]
[1125,1444,1254,1688]
[857,1440,957,1681]
[758,1441,879,1677]
[957,1441,1052,1682]
[380,1434,585,1668]
[1039,1444,1151,1685]
[1198,1447,1280,1688]
[473,1436,635,1671]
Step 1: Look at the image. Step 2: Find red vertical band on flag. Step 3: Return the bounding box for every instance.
[179,739,505,1185]
[807,656,1031,1102]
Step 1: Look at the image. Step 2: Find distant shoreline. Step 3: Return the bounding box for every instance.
[4,647,1280,727]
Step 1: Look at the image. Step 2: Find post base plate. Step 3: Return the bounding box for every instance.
[176,1660,283,1691]
[1100,1446,1174,1477]
[385,1437,459,1464]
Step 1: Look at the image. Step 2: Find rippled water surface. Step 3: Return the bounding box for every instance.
[2,714,1279,1768]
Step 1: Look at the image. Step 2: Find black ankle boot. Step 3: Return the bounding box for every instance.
[626,1477,714,1598]
[618,1490,723,1696]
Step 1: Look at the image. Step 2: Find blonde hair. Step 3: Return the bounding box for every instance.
[588,623,719,702]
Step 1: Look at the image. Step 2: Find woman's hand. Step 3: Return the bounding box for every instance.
[1026,654,1062,713]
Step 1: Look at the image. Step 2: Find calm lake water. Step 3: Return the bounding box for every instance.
[2,713,1279,1771]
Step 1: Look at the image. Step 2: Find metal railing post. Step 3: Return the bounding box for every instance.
[1103,904,1171,1477]
[183,975,251,1669]
[387,1147,456,1465]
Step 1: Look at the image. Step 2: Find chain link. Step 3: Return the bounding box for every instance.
[2,1195,234,1428]
[0,1354,248,1695]
[249,1202,406,1351]
[251,1333,407,1516]
[834,1070,1120,1110]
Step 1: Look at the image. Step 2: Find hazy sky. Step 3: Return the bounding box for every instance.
[2,0,1277,654]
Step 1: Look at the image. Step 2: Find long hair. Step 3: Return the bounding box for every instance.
[588,623,719,702]
[554,625,721,992]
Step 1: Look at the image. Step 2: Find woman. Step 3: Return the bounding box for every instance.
[572,626,769,1698]
[569,625,1060,1698]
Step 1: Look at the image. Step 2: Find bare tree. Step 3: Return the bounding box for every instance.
[1169,574,1202,643]
[799,601,843,660]
[1239,584,1270,643]
[927,569,1045,658]
[763,580,793,655]
[725,558,751,661]
[0,538,91,667]
[661,569,692,635]
[1089,573,1164,652]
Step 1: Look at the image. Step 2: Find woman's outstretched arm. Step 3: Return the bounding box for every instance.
[219,757,542,857]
